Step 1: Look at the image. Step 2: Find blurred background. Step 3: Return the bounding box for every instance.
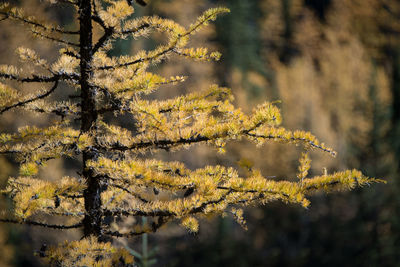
[0,0,399,266]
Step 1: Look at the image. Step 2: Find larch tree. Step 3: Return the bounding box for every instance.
[0,0,384,266]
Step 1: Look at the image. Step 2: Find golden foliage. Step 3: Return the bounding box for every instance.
[181,216,199,233]
[45,236,134,267]
[0,83,20,108]
[0,0,385,265]
[2,176,85,218]
[87,156,383,220]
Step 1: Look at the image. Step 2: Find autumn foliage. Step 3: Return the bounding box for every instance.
[0,0,383,266]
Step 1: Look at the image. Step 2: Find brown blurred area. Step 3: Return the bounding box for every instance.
[1,0,399,266]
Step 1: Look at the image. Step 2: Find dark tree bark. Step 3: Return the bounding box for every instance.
[79,0,102,238]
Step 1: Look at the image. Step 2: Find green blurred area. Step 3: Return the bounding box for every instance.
[1,0,400,266]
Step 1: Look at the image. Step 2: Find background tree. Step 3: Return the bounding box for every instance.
[163,1,397,266]
[0,0,383,266]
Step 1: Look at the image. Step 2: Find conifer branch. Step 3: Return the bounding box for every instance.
[44,210,86,217]
[94,9,226,70]
[28,105,79,118]
[188,190,233,214]
[111,135,208,151]
[0,10,79,35]
[96,48,171,70]
[92,10,228,70]
[104,208,174,218]
[216,186,290,198]
[64,194,84,199]
[235,193,268,205]
[91,0,112,53]
[108,183,149,203]
[0,80,59,114]
[103,191,240,220]
[93,27,113,54]
[119,23,150,35]
[0,73,78,83]
[92,22,153,54]
[109,129,336,155]
[0,218,83,229]
[246,133,336,156]
[57,0,79,6]
[31,30,79,47]
[173,49,219,61]
[0,73,54,83]
[91,3,107,30]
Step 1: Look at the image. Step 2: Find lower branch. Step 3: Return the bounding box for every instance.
[0,218,83,229]
[0,80,59,114]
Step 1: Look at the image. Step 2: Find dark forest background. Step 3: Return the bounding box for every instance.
[0,0,399,266]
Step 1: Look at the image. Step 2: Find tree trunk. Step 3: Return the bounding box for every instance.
[79,0,102,238]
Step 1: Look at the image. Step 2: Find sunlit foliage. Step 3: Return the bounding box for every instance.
[0,0,383,265]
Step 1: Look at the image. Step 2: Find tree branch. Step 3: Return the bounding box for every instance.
[0,10,79,35]
[57,0,79,6]
[108,128,336,155]
[246,133,336,156]
[93,27,113,54]
[110,134,210,151]
[97,11,220,71]
[119,23,150,35]
[96,46,174,70]
[0,73,78,83]
[103,208,174,218]
[108,183,149,203]
[0,80,59,114]
[0,218,83,229]
[31,30,79,47]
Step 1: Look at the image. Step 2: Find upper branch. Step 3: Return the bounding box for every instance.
[0,68,79,83]
[0,8,79,35]
[109,129,336,156]
[246,132,336,156]
[96,47,172,70]
[92,27,113,54]
[91,0,113,53]
[31,30,80,47]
